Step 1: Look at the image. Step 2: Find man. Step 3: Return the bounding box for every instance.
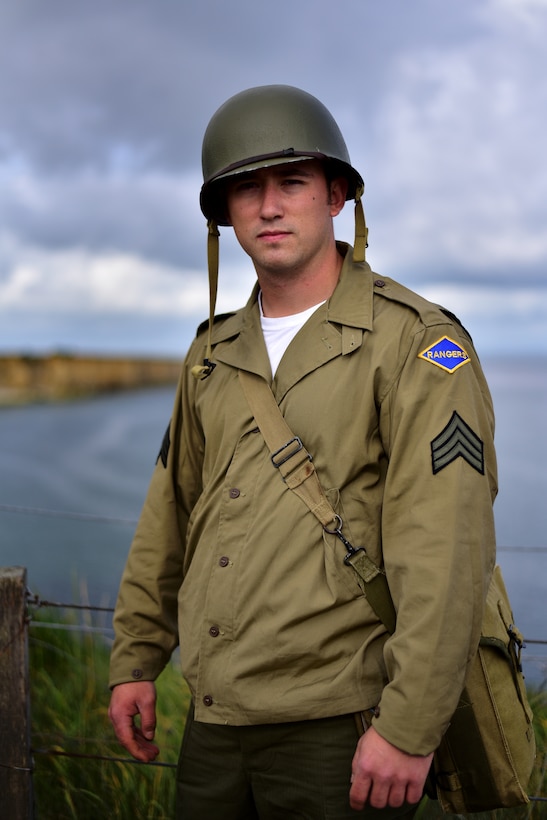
[109,85,497,818]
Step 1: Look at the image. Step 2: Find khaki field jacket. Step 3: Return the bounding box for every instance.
[110,243,497,755]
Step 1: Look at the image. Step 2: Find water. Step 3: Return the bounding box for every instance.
[0,387,175,605]
[1,359,545,680]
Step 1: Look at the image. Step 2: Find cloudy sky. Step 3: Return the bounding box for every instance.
[1,0,546,358]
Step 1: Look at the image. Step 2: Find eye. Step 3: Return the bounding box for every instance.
[234,179,258,192]
[229,175,261,196]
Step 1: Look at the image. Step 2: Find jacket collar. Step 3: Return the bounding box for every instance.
[327,242,373,331]
[212,242,374,386]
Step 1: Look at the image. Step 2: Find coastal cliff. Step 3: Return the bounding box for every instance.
[0,353,181,405]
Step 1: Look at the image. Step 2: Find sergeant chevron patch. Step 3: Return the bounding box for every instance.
[431,411,484,475]
[418,336,470,373]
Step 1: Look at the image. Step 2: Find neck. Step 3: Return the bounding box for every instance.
[258,244,343,318]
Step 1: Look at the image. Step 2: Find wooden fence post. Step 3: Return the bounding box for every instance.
[0,566,34,818]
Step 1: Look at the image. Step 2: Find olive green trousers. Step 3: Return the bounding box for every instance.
[175,704,420,819]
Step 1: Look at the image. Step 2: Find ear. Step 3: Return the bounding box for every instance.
[328,177,348,217]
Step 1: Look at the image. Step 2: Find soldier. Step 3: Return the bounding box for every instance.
[109,85,497,818]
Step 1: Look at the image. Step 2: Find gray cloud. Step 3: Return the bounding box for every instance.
[0,167,205,269]
[0,0,480,173]
[0,0,546,356]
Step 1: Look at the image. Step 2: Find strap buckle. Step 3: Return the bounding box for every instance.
[271,436,311,468]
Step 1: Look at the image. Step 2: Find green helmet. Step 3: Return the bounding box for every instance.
[200,84,364,226]
[192,85,368,381]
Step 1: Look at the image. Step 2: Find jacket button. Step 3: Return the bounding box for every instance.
[131,669,143,680]
[229,488,240,498]
[209,625,220,638]
[374,279,386,288]
[203,695,214,707]
[219,556,230,567]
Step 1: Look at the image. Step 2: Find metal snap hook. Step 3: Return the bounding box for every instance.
[323,514,358,557]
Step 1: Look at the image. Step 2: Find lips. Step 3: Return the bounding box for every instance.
[257,230,290,240]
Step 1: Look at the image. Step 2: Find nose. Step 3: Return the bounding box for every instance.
[259,179,283,219]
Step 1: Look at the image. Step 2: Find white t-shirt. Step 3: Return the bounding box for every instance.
[259,294,325,376]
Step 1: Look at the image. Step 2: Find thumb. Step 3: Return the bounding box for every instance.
[137,684,157,740]
[140,712,156,740]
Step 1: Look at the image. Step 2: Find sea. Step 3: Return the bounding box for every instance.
[1,356,546,681]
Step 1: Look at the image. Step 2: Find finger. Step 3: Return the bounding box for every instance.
[349,774,371,811]
[109,710,155,762]
[386,784,406,808]
[115,722,147,760]
[120,727,158,762]
[405,779,426,807]
[133,727,160,761]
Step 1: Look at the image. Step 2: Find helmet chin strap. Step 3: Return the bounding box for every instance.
[192,190,368,380]
[191,219,220,380]
[353,184,368,264]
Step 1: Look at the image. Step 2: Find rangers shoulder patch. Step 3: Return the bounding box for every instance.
[418,336,470,373]
[431,411,484,475]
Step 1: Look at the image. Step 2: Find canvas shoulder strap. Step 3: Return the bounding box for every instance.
[238,368,396,633]
[239,369,335,527]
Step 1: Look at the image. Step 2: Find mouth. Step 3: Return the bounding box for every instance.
[257,230,291,241]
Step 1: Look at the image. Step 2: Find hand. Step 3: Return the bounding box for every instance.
[108,681,160,762]
[350,725,433,810]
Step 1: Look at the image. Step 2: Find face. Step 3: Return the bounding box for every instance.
[225,160,347,280]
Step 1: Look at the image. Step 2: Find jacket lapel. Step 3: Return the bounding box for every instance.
[211,244,374,394]
[214,287,272,381]
[274,246,374,400]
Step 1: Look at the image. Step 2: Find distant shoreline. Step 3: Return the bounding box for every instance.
[0,352,182,406]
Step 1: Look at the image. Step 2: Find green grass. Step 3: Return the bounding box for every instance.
[29,607,190,819]
[29,608,547,819]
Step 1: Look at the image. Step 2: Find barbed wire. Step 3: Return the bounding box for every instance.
[30,622,114,635]
[497,546,547,553]
[2,502,547,553]
[3,755,546,803]
[31,748,177,769]
[1,584,545,805]
[0,760,33,773]
[0,503,138,526]
[22,621,542,673]
[27,590,114,613]
[23,591,547,646]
